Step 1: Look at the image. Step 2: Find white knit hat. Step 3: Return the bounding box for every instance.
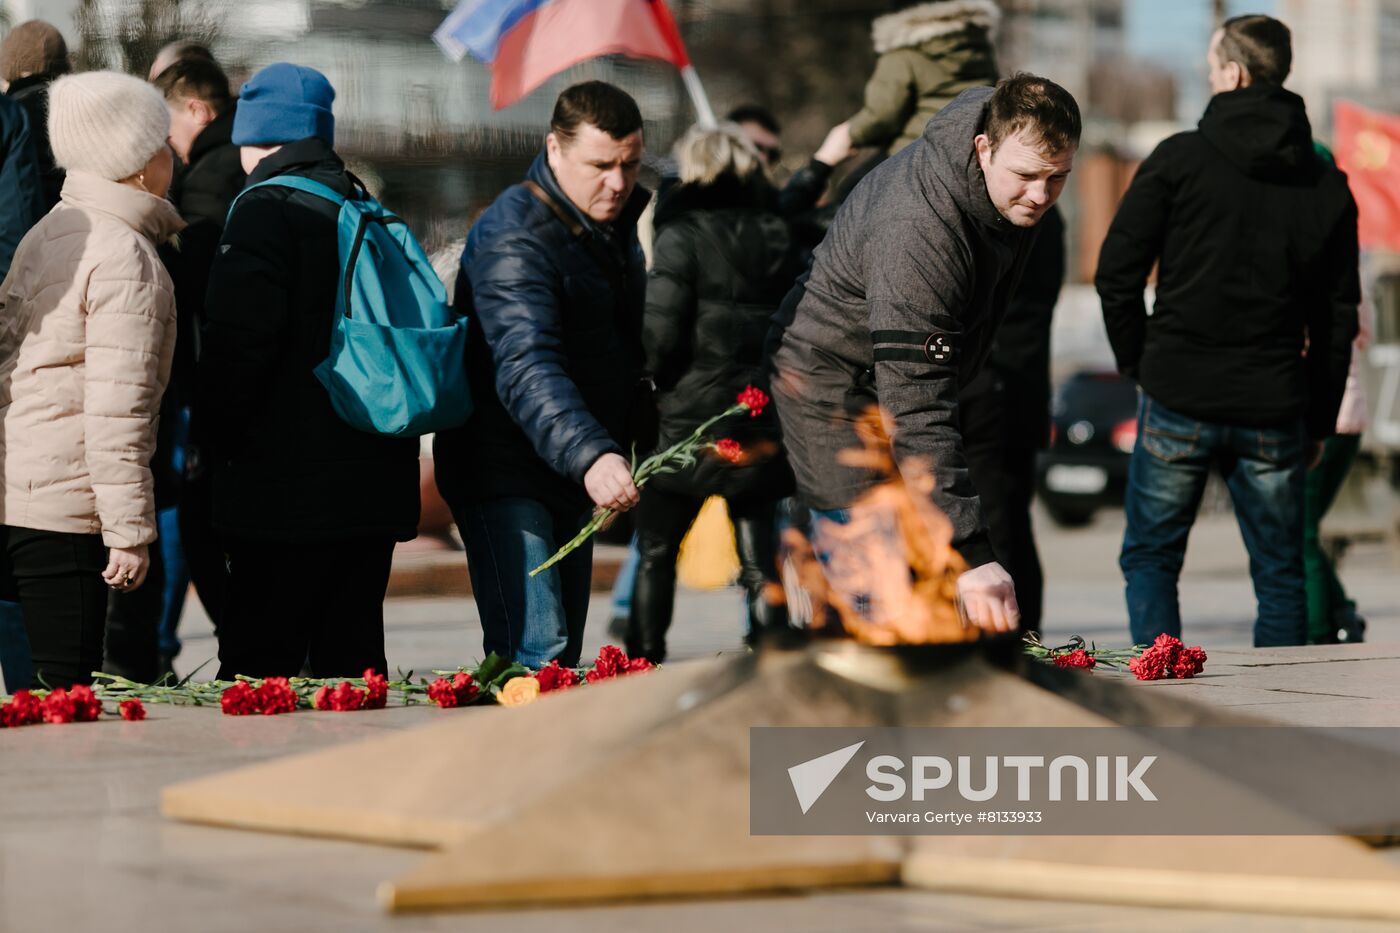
[48,71,170,182]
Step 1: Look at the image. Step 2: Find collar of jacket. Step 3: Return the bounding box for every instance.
[526,149,651,241]
[247,136,349,194]
[60,170,187,244]
[188,102,237,166]
[916,85,1012,234]
[653,171,776,227]
[1197,83,1318,183]
[3,72,51,99]
[871,0,1000,53]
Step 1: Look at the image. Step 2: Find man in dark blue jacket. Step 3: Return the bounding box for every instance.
[435,81,649,669]
[0,91,42,278]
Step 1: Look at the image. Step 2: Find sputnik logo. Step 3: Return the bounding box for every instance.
[787,741,865,814]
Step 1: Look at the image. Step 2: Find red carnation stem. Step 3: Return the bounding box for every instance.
[529,398,754,577]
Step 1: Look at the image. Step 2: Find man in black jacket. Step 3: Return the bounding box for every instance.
[0,91,42,278]
[771,74,1079,634]
[157,55,244,632]
[960,205,1064,633]
[200,64,419,678]
[1095,15,1359,648]
[435,82,648,669]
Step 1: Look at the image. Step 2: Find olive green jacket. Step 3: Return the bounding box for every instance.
[847,0,1000,155]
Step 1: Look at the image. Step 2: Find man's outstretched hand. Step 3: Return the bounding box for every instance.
[956,561,1020,633]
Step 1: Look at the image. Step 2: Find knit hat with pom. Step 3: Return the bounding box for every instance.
[48,71,170,182]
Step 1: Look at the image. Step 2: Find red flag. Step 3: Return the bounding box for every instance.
[1334,99,1400,251]
[489,0,689,111]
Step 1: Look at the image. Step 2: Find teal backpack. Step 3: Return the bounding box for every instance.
[227,175,471,436]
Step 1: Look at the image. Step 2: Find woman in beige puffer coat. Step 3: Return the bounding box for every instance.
[0,71,183,688]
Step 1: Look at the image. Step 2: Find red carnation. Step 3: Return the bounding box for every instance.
[363,669,389,709]
[1129,646,1171,681]
[451,672,479,702]
[1,690,43,728]
[219,675,259,711]
[626,656,655,673]
[41,688,77,724]
[1152,634,1184,651]
[334,682,367,711]
[585,645,629,683]
[253,677,298,715]
[736,385,769,417]
[119,699,146,721]
[536,660,579,692]
[312,685,333,711]
[69,685,102,722]
[1172,645,1208,680]
[426,677,459,708]
[714,439,743,463]
[220,681,259,715]
[427,672,479,708]
[1053,649,1097,670]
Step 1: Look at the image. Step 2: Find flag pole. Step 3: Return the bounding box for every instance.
[679,63,717,129]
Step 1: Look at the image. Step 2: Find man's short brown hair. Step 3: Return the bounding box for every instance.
[982,73,1081,155]
[154,57,232,115]
[550,81,642,147]
[1218,14,1291,86]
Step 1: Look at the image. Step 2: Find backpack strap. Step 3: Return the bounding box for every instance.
[522,179,627,297]
[225,174,348,224]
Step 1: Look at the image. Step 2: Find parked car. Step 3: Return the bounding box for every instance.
[1037,370,1139,527]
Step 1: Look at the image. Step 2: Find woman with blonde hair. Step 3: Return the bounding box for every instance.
[626,122,801,663]
[0,71,182,688]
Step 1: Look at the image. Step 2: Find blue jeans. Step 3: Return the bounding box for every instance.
[1121,395,1307,648]
[608,534,640,620]
[157,506,189,659]
[455,497,592,668]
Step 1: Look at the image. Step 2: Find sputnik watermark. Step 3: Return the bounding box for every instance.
[864,754,1156,802]
[750,727,1398,835]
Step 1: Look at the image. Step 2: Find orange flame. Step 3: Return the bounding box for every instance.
[784,407,977,646]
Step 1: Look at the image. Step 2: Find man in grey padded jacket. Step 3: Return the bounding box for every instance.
[770,74,1079,633]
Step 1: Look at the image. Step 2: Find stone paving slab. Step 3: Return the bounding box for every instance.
[5,510,1400,930]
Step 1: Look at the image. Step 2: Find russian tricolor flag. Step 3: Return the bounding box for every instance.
[434,0,691,111]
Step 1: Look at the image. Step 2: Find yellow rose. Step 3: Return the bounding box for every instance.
[498,676,541,707]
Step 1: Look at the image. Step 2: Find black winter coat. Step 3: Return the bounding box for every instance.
[645,174,799,501]
[154,105,246,506]
[1096,84,1359,438]
[434,152,649,514]
[960,205,1064,449]
[0,92,42,279]
[6,75,62,211]
[770,87,1037,569]
[199,138,419,542]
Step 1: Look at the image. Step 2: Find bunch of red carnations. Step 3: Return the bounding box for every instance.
[1128,634,1208,681]
[0,684,145,727]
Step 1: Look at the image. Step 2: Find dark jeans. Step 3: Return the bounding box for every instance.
[216,537,394,679]
[1121,394,1307,648]
[178,464,228,634]
[1303,432,1361,642]
[0,600,31,692]
[629,485,786,663]
[454,497,592,668]
[0,526,108,688]
[103,524,167,684]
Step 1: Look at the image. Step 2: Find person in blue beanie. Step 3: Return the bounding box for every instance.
[198,63,419,679]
